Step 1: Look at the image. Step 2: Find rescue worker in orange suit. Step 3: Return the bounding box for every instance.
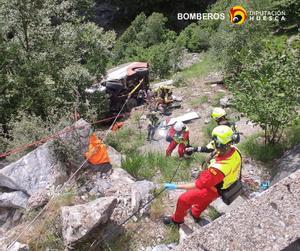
[84,133,112,173]
[163,125,242,225]
[166,121,189,158]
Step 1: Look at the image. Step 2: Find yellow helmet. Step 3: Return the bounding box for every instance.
[211,107,226,121]
[211,125,233,146]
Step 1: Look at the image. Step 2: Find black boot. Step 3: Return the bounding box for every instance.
[162,216,183,226]
[188,211,210,226]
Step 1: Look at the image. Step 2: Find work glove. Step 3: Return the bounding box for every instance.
[185,147,201,153]
[164,183,177,190]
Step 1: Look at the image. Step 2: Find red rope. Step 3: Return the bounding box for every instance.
[0,113,129,158]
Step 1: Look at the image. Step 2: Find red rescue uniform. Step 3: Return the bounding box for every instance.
[172,146,241,223]
[166,126,189,158]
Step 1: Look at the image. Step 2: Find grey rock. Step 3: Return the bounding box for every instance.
[152,244,170,251]
[0,143,67,196]
[0,191,28,209]
[176,169,300,251]
[210,196,246,214]
[271,145,300,185]
[59,119,91,164]
[219,96,232,107]
[203,72,224,85]
[131,180,155,213]
[107,168,135,193]
[27,189,49,209]
[7,241,29,251]
[107,146,122,168]
[0,208,9,225]
[0,119,92,197]
[0,174,25,193]
[61,196,117,247]
[167,243,177,249]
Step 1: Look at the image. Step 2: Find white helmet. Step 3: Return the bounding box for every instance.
[174,121,185,132]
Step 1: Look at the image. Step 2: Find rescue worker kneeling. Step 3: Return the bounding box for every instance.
[163,125,242,225]
[84,133,112,173]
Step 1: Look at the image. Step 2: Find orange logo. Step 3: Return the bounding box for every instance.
[229,6,247,25]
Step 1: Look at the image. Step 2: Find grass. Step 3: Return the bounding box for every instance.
[211,91,226,106]
[207,206,221,221]
[286,118,300,147]
[105,126,145,155]
[163,225,180,244]
[23,192,76,250]
[238,134,285,162]
[149,192,166,220]
[107,230,132,251]
[179,53,220,80]
[122,152,191,182]
[189,95,209,108]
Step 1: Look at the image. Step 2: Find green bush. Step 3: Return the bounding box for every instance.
[0,1,115,126]
[229,48,300,144]
[286,118,300,147]
[238,135,285,162]
[112,12,181,78]
[0,109,79,163]
[177,23,210,52]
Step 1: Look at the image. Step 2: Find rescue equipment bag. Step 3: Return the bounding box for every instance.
[220,179,243,205]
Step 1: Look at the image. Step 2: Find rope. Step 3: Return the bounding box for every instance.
[6,78,145,249]
[89,160,184,251]
[0,113,129,159]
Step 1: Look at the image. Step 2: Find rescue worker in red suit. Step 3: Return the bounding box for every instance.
[166,121,189,158]
[163,125,242,225]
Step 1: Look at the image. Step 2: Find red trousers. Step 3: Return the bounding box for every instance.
[166,140,185,157]
[172,187,219,223]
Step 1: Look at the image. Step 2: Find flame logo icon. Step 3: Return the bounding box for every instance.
[230,6,247,25]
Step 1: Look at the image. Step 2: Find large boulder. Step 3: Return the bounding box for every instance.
[0,119,91,197]
[107,146,122,168]
[271,145,300,185]
[0,191,28,209]
[0,174,25,193]
[131,180,155,214]
[58,119,91,164]
[7,242,29,251]
[0,143,67,196]
[61,196,117,247]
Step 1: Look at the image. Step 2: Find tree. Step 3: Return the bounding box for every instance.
[177,23,210,52]
[112,12,180,78]
[0,0,115,127]
[229,48,300,144]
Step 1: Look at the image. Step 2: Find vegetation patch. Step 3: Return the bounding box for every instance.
[24,192,75,250]
[105,127,146,155]
[189,96,209,108]
[179,53,220,80]
[238,135,285,162]
[163,225,180,244]
[122,152,191,182]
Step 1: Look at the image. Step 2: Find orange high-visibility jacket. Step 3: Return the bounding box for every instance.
[84,133,110,165]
